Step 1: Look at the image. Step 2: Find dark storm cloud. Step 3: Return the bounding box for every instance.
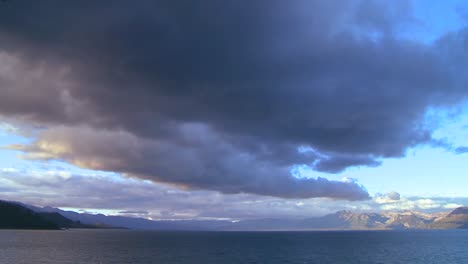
[8,126,369,200]
[0,1,467,199]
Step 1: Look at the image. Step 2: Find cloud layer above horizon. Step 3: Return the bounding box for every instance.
[0,167,464,220]
[1,0,468,200]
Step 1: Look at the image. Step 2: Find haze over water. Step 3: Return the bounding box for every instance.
[2,230,468,264]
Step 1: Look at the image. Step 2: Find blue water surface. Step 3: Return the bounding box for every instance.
[0,229,467,264]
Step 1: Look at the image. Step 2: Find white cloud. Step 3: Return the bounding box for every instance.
[443,203,464,209]
[0,122,18,135]
[375,191,401,204]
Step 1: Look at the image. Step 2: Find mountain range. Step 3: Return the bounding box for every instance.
[2,199,468,231]
[0,200,97,229]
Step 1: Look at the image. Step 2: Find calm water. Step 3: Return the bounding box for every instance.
[1,229,468,264]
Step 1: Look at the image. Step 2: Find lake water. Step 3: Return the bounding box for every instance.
[1,229,468,264]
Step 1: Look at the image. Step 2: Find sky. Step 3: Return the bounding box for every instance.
[0,0,468,220]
